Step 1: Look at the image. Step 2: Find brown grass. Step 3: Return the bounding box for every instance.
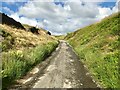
[0,24,57,50]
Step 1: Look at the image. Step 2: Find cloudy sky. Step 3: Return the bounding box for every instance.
[1,0,119,35]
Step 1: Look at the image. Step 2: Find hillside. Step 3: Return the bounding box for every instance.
[0,14,58,89]
[65,12,120,88]
[0,12,25,30]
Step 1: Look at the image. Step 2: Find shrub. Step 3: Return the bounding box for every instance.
[29,27,39,34]
[47,31,51,35]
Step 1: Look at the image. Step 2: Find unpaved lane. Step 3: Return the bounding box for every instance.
[33,40,99,88]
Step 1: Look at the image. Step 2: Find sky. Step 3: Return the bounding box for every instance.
[0,0,119,35]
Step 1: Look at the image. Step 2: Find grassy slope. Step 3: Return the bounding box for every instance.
[23,24,47,33]
[65,12,120,88]
[0,24,58,89]
[54,35,65,40]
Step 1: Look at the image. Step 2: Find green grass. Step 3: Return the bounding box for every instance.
[0,24,59,89]
[65,12,120,88]
[2,41,58,89]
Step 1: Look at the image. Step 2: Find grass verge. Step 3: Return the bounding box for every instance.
[1,41,58,89]
[65,12,120,88]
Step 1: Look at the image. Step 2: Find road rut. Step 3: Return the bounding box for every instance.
[32,40,99,88]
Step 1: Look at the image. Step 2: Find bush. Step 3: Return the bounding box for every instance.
[29,27,39,34]
[47,31,51,35]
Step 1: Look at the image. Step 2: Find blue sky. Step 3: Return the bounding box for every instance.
[1,0,118,35]
[2,2,27,14]
[99,2,116,9]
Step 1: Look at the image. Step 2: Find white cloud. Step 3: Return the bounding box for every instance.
[8,0,118,35]
[97,7,113,19]
[112,0,119,12]
[65,2,100,18]
[10,13,44,28]
[2,7,14,14]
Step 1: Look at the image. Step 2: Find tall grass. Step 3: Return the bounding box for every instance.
[66,12,120,88]
[2,41,58,89]
[0,29,14,51]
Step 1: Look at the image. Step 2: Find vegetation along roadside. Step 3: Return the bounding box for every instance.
[0,24,59,89]
[65,12,120,88]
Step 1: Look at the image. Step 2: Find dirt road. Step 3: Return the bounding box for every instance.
[31,40,99,88]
